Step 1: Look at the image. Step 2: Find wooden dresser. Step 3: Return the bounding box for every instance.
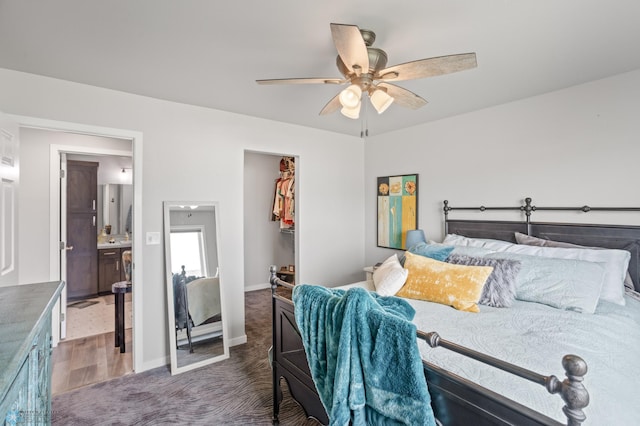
[0,281,64,425]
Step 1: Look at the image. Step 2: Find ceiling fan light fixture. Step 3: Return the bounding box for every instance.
[339,84,362,108]
[340,103,361,119]
[370,89,394,114]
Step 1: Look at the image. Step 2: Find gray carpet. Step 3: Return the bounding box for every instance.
[51,289,320,425]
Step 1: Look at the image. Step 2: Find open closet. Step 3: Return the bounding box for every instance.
[243,152,297,290]
[271,156,295,284]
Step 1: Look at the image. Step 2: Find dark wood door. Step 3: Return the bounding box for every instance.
[67,160,98,299]
[98,248,122,294]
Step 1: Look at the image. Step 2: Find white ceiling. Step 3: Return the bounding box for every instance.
[1,1,639,137]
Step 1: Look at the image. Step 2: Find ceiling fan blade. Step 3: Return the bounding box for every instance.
[330,23,369,74]
[377,83,427,110]
[376,53,477,82]
[256,77,345,85]
[319,93,342,115]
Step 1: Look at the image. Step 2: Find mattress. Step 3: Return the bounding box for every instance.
[339,280,640,425]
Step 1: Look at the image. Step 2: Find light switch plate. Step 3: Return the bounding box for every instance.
[146,231,161,245]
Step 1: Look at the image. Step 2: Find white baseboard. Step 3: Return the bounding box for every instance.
[245,282,271,292]
[140,355,170,373]
[228,334,247,347]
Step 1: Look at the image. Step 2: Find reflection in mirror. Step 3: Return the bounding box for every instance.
[164,201,229,374]
[100,184,133,235]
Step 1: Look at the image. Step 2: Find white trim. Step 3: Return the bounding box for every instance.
[227,335,248,347]
[245,282,271,292]
[9,114,146,373]
[142,356,171,372]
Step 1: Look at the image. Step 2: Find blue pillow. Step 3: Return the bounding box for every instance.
[407,242,455,262]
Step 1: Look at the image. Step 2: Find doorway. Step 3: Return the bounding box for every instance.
[243,151,298,291]
[54,140,134,393]
[9,115,144,384]
[62,153,133,334]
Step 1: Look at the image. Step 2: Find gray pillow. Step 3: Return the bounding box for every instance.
[446,254,521,308]
[514,232,634,290]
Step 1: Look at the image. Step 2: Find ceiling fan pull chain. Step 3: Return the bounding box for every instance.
[361,98,369,138]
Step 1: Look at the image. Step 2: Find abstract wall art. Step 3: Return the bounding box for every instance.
[376,174,418,249]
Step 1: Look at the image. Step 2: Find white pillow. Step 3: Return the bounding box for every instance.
[373,254,408,297]
[443,234,513,251]
[443,234,630,306]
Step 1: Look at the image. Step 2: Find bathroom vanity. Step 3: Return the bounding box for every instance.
[98,242,132,294]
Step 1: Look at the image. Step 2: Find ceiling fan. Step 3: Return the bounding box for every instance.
[257,23,477,119]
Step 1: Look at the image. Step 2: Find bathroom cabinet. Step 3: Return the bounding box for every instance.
[66,160,99,299]
[1,281,64,425]
[98,248,125,294]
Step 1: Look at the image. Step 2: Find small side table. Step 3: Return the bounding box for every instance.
[112,281,132,353]
[276,269,295,285]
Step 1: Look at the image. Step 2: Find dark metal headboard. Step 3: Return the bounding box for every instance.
[443,197,640,292]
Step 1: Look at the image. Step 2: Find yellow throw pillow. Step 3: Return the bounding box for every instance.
[397,252,493,313]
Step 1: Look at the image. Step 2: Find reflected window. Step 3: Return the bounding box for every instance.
[169,227,208,277]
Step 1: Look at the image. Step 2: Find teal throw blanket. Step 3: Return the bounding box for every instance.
[293,284,435,426]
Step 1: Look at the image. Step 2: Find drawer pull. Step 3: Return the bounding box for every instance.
[103,251,116,255]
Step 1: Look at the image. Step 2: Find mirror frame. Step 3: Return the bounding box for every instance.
[163,200,229,375]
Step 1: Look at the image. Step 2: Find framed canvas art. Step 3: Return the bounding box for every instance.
[377,174,418,249]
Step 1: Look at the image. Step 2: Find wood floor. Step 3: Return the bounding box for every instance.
[51,329,133,395]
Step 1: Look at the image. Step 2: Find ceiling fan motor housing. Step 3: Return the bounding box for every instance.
[336,47,388,94]
[336,41,388,74]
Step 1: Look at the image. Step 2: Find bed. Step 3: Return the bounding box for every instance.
[173,269,222,352]
[270,198,640,425]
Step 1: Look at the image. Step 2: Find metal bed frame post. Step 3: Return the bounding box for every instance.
[270,265,297,424]
[270,265,281,423]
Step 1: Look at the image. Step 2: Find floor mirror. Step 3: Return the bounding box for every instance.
[164,201,229,375]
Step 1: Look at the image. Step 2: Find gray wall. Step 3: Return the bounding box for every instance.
[364,69,640,265]
[0,67,365,371]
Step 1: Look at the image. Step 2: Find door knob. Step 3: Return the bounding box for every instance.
[65,246,74,251]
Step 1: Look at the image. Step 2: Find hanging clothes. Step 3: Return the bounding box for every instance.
[282,176,295,227]
[271,157,295,229]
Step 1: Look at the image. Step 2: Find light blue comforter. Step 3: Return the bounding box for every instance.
[401,286,640,425]
[292,284,436,426]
